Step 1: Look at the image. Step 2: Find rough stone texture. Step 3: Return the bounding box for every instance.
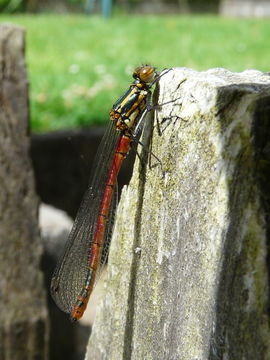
[0,25,48,359]
[86,68,270,359]
[220,0,270,17]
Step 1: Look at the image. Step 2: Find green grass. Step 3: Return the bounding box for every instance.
[1,14,270,132]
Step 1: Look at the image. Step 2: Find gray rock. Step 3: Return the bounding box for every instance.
[86,68,270,360]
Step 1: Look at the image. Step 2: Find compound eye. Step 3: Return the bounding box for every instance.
[134,65,156,83]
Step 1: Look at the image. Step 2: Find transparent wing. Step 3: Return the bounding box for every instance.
[50,122,120,314]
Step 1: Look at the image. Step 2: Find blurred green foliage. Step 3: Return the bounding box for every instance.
[67,0,84,5]
[0,14,269,132]
[0,0,23,12]
[0,0,8,7]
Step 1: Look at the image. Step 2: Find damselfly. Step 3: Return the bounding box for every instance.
[51,65,162,321]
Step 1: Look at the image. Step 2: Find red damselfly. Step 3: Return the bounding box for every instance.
[50,65,163,321]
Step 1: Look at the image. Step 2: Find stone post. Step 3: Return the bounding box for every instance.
[0,25,48,360]
[86,68,270,359]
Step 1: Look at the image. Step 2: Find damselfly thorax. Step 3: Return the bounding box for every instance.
[110,65,158,134]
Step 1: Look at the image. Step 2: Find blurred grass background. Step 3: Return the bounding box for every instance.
[1,14,269,132]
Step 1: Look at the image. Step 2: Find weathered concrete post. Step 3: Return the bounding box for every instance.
[86,68,270,359]
[0,25,48,359]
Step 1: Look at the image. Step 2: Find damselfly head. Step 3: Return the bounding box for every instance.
[133,65,157,84]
